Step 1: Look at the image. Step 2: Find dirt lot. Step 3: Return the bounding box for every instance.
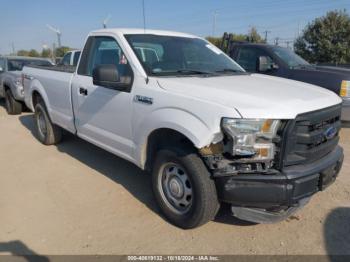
[0,100,349,256]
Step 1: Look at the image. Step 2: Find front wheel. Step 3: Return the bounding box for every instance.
[152,147,220,229]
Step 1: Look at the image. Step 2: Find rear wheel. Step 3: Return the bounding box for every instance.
[152,147,219,229]
[34,100,62,145]
[5,89,22,115]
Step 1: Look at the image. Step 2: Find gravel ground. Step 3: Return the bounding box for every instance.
[0,100,349,256]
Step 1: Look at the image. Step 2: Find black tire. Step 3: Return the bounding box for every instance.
[34,100,62,145]
[152,147,220,229]
[5,89,22,115]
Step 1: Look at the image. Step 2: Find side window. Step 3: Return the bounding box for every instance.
[236,47,274,72]
[61,52,72,65]
[73,51,81,66]
[236,47,260,72]
[79,36,132,80]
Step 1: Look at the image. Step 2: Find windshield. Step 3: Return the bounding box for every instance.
[8,59,52,71]
[125,34,245,76]
[271,46,309,68]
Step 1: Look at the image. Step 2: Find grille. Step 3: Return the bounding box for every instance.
[280,104,342,168]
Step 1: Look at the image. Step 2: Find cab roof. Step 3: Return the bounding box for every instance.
[90,28,198,38]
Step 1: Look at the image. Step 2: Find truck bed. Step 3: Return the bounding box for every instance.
[26,64,76,73]
[23,65,76,133]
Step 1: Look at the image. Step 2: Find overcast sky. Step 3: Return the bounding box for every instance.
[0,0,349,54]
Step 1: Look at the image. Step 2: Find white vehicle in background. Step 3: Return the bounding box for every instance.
[59,50,81,66]
[0,56,53,114]
[22,28,344,229]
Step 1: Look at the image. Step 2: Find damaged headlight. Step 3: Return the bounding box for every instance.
[221,118,280,161]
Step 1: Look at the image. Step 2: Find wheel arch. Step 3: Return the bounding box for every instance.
[142,128,197,172]
[26,79,51,113]
[135,108,222,171]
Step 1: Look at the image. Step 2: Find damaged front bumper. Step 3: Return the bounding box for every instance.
[214,146,344,223]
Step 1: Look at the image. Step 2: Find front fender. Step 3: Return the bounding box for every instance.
[133,107,222,168]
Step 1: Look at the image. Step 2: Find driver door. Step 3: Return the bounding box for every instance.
[71,36,135,161]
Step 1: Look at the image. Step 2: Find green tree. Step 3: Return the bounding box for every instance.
[28,49,40,57]
[247,27,265,43]
[294,10,350,64]
[206,27,264,49]
[41,48,52,58]
[17,50,29,56]
[55,46,71,58]
[206,34,247,48]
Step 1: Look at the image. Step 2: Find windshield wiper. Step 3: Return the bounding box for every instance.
[215,68,241,73]
[291,64,314,69]
[175,69,215,75]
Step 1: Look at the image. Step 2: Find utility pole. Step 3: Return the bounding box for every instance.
[274,37,280,46]
[263,30,271,43]
[47,24,62,48]
[11,42,15,55]
[286,40,293,49]
[103,15,111,29]
[212,10,218,37]
[52,43,56,63]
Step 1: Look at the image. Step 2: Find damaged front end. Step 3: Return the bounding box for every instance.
[200,119,284,177]
[199,116,343,223]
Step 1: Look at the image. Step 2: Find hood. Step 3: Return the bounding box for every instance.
[157,74,342,119]
[290,65,350,94]
[315,65,350,75]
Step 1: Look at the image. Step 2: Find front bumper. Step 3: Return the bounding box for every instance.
[215,146,343,222]
[341,98,350,121]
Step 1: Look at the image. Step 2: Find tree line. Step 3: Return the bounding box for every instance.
[16,46,71,58]
[206,9,350,65]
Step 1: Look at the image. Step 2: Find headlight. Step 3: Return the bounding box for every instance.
[221,118,280,161]
[340,80,350,98]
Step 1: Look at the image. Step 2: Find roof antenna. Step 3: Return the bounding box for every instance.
[142,0,149,84]
[142,0,146,33]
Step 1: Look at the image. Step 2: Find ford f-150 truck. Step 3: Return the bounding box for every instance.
[0,56,53,114]
[22,28,344,229]
[220,33,350,122]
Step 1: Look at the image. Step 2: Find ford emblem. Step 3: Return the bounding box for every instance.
[324,126,337,140]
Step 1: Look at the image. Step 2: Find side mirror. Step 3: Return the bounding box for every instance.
[92,64,124,90]
[257,56,278,72]
[0,66,3,72]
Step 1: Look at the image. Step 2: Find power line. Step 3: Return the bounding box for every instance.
[263,30,271,42]
[274,37,280,46]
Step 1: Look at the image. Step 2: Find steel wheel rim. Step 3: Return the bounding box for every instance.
[158,163,193,215]
[36,109,47,137]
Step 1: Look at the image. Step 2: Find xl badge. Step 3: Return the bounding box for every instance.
[324,126,337,140]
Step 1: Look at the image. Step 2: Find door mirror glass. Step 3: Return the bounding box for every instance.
[258,56,278,72]
[93,64,128,91]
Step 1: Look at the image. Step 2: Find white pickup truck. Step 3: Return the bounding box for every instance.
[22,28,344,229]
